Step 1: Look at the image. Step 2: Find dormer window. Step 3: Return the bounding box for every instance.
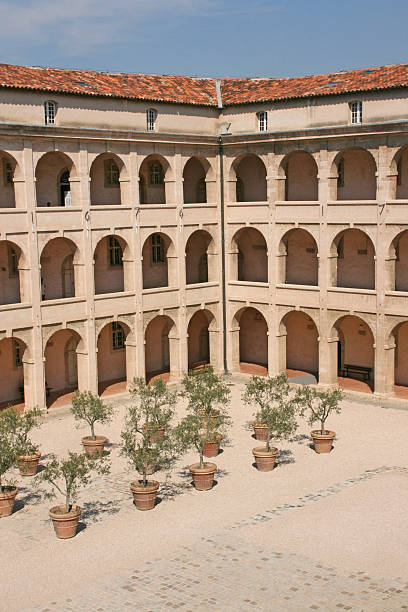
[146,108,157,131]
[350,101,362,124]
[257,111,268,131]
[44,100,56,125]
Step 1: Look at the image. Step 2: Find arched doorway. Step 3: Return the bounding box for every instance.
[142,233,176,289]
[331,229,375,290]
[332,147,377,200]
[187,310,215,370]
[279,229,318,285]
[281,311,318,382]
[97,321,132,395]
[94,235,131,294]
[232,154,267,202]
[145,315,177,382]
[0,151,18,208]
[35,152,77,207]
[0,337,26,409]
[185,230,215,284]
[0,240,23,305]
[231,228,268,282]
[90,153,126,206]
[40,237,79,300]
[44,329,82,408]
[334,315,374,393]
[183,157,208,204]
[233,307,268,375]
[139,155,169,204]
[281,151,318,201]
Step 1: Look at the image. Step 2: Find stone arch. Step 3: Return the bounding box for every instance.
[230,154,267,202]
[183,155,214,203]
[278,228,318,285]
[35,151,79,207]
[90,152,128,206]
[230,227,268,282]
[232,306,268,374]
[390,146,408,199]
[0,335,28,408]
[97,319,134,393]
[44,328,85,407]
[279,310,319,380]
[388,230,408,291]
[94,234,133,294]
[330,228,375,289]
[40,237,82,300]
[279,150,318,201]
[0,239,28,305]
[331,147,377,200]
[144,314,178,382]
[389,320,408,392]
[332,314,375,392]
[139,153,172,205]
[187,309,217,369]
[142,231,177,289]
[185,229,216,284]
[0,150,22,208]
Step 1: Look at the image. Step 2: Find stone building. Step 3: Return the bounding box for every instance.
[1,61,408,409]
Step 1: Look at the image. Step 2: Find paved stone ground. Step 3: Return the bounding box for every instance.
[20,467,408,612]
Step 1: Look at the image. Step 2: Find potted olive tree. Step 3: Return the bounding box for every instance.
[243,373,298,471]
[15,407,43,476]
[296,385,343,453]
[36,451,110,538]
[175,367,231,489]
[71,391,114,457]
[129,377,176,441]
[121,379,178,510]
[0,406,20,517]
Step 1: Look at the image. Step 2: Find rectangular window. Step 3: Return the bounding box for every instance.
[151,233,164,263]
[104,160,120,186]
[337,159,344,188]
[44,101,56,125]
[397,158,402,186]
[258,111,268,131]
[108,237,123,266]
[350,101,362,124]
[8,246,18,277]
[112,322,125,350]
[4,161,12,185]
[149,163,163,185]
[147,109,156,131]
[14,342,22,367]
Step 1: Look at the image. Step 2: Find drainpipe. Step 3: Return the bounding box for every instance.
[218,135,229,375]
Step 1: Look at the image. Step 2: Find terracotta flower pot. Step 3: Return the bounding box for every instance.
[311,430,335,453]
[252,446,278,472]
[0,487,18,517]
[252,422,268,441]
[189,462,217,490]
[202,434,222,458]
[49,505,82,539]
[17,451,41,477]
[82,435,108,457]
[130,480,159,510]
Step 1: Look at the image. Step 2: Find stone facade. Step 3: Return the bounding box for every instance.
[1,63,408,409]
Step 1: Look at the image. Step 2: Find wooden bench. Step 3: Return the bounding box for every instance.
[341,364,371,382]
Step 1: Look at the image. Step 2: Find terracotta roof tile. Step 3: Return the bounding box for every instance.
[0,62,407,107]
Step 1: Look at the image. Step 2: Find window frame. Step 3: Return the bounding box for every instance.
[111,322,125,351]
[3,160,13,185]
[337,158,345,188]
[350,100,362,125]
[8,245,18,277]
[146,108,157,132]
[44,100,56,125]
[149,162,163,186]
[257,111,268,132]
[14,340,22,368]
[151,233,165,264]
[108,236,123,267]
[104,159,120,187]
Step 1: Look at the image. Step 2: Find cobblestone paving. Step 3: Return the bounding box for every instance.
[21,466,408,612]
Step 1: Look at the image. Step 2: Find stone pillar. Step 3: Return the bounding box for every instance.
[125,337,137,389]
[168,332,180,382]
[318,336,338,386]
[209,326,222,373]
[230,324,240,372]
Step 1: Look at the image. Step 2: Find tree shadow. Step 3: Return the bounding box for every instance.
[81,500,122,523]
[276,449,295,465]
[243,421,254,432]
[289,434,311,445]
[17,485,43,506]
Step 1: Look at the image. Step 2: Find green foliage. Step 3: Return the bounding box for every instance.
[13,407,42,456]
[0,406,21,492]
[121,378,179,487]
[296,385,343,434]
[242,374,298,451]
[71,391,114,440]
[175,367,231,468]
[36,451,110,513]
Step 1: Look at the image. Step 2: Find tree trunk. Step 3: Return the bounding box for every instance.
[320,419,326,434]
[143,470,147,487]
[0,476,3,494]
[199,449,204,469]
[266,429,271,452]
[91,422,95,440]
[65,493,71,513]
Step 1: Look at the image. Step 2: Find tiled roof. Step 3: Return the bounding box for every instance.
[0,63,218,106]
[0,62,407,107]
[220,63,408,106]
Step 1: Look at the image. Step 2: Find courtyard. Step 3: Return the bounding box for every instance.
[2,377,408,611]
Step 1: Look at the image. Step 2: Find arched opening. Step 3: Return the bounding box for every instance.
[394,147,408,199]
[282,311,318,382]
[94,235,131,295]
[35,151,77,207]
[393,321,408,397]
[97,321,131,395]
[281,151,318,201]
[333,147,377,200]
[40,237,80,301]
[90,153,126,206]
[235,307,268,375]
[279,228,318,285]
[0,151,18,208]
[231,228,268,282]
[139,155,169,205]
[233,154,267,202]
[183,157,208,204]
[334,315,374,393]
[331,229,375,290]
[0,240,23,305]
[185,230,216,284]
[187,310,215,370]
[391,231,408,291]
[142,232,176,289]
[145,315,176,383]
[45,329,82,408]
[0,337,26,410]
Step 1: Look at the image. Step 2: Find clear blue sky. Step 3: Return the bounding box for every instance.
[0,0,407,78]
